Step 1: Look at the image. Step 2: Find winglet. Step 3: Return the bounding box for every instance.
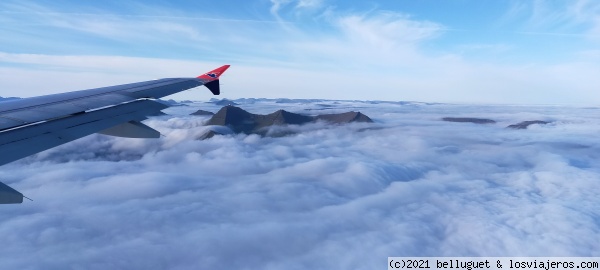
[198,65,230,95]
[197,65,230,81]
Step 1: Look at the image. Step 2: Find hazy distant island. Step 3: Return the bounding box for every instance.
[442,116,550,129]
[506,120,549,129]
[442,117,496,124]
[209,98,239,106]
[0,96,21,102]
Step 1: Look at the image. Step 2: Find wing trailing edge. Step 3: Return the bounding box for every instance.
[98,121,161,138]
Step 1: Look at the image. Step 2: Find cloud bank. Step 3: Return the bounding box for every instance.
[1,100,599,269]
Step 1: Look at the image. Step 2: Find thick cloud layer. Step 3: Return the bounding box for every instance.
[1,100,600,269]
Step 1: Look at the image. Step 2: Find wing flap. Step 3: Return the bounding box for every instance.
[98,121,161,138]
[0,182,24,204]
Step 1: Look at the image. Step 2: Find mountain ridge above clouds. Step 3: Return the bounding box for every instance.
[192,102,552,138]
[207,97,436,106]
[202,105,373,136]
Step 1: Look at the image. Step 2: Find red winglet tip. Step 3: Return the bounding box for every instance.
[197,65,230,81]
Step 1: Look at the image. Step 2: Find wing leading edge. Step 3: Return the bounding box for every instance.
[0,65,230,204]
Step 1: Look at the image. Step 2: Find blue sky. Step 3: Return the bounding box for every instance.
[0,0,599,104]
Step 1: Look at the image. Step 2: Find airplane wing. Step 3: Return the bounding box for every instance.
[0,64,230,204]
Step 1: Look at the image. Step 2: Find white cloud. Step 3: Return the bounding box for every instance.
[457,43,513,53]
[506,0,600,40]
[270,0,294,22]
[336,12,443,47]
[590,16,600,41]
[1,100,600,269]
[270,0,325,16]
[296,0,324,9]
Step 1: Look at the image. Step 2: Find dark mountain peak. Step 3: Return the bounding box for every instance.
[265,110,289,125]
[190,109,214,116]
[215,105,250,115]
[351,112,373,123]
[206,106,255,133]
[253,109,313,131]
[316,111,374,123]
[266,110,313,125]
